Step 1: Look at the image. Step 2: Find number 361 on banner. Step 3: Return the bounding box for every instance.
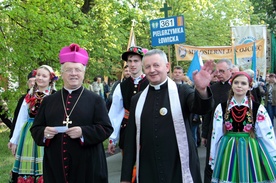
[150,15,186,47]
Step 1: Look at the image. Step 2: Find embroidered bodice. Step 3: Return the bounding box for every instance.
[224,97,252,133]
[25,90,50,117]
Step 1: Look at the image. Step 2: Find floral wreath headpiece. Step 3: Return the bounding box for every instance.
[32,65,58,82]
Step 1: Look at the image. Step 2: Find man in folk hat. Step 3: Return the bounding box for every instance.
[30,43,113,183]
[108,46,149,154]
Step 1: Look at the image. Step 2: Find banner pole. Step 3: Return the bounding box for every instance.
[121,20,136,80]
[231,29,235,64]
[168,45,172,78]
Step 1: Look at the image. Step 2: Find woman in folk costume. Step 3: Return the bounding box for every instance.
[9,65,57,183]
[209,71,276,183]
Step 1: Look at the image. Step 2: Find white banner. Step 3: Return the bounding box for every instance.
[231,25,267,77]
[175,39,264,61]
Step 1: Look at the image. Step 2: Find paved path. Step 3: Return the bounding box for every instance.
[107,146,206,183]
[107,124,276,183]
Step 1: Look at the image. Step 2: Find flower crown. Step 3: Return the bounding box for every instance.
[32,68,58,82]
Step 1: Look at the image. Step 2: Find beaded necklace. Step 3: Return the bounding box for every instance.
[225,107,252,123]
[230,106,248,123]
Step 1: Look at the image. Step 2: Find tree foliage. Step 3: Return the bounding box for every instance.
[250,0,276,33]
[0,0,258,115]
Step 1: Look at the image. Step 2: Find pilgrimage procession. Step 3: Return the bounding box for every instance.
[0,1,276,183]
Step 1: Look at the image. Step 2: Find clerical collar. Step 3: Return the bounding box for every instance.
[132,74,145,84]
[221,78,231,85]
[174,80,183,85]
[63,85,83,94]
[150,78,168,90]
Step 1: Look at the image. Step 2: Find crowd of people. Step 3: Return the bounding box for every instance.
[1,44,276,183]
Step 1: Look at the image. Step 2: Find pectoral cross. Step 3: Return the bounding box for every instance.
[63,116,72,127]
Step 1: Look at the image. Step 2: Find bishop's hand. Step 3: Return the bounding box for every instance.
[44,126,58,139]
[66,126,82,139]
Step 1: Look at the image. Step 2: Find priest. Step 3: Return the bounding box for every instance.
[120,49,215,183]
[31,43,113,183]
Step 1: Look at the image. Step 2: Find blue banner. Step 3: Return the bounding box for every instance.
[150,15,185,46]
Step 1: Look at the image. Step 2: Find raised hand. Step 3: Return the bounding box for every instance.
[193,60,216,98]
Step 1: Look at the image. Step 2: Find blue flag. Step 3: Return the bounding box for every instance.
[187,51,202,82]
[251,42,257,80]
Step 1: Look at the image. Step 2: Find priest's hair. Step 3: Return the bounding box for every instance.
[142,49,168,63]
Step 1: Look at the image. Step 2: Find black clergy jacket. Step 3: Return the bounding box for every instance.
[121,82,214,183]
[120,76,149,111]
[31,86,113,183]
[202,81,231,140]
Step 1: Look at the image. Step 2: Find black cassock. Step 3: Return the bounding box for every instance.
[31,87,113,183]
[121,82,213,183]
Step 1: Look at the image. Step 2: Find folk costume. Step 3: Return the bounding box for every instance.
[121,78,214,183]
[10,65,57,183]
[108,46,148,149]
[209,84,276,182]
[30,44,113,183]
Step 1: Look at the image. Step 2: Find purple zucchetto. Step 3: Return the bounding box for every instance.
[59,43,89,66]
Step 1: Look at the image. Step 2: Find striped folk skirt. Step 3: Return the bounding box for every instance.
[12,118,43,176]
[212,132,276,183]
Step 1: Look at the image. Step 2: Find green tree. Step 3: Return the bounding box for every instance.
[250,0,276,33]
[0,0,256,115]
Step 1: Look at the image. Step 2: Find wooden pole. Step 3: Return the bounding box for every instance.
[121,20,136,80]
[231,29,235,64]
[160,3,172,77]
[168,45,172,78]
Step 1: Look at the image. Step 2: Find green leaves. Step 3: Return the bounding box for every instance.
[0,0,270,116]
